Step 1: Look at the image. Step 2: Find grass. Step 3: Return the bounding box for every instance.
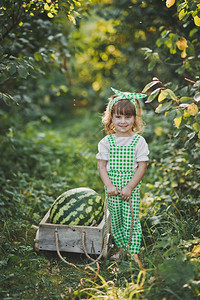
[0,110,200,299]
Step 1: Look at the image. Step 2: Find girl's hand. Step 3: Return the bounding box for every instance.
[120,186,132,201]
[106,184,119,197]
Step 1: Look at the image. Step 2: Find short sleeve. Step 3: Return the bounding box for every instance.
[135,136,149,162]
[96,136,110,161]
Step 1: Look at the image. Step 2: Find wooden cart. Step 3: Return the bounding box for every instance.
[35,209,111,257]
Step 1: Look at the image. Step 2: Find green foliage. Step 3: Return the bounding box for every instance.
[1,1,200,299]
[142,0,200,77]
[139,0,200,207]
[0,0,94,142]
[142,77,200,201]
[1,111,199,300]
[0,112,103,221]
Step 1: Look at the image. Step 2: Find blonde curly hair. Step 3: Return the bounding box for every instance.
[102,95,144,135]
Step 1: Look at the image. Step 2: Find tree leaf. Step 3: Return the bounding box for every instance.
[194,93,200,103]
[18,66,28,79]
[8,63,17,75]
[193,123,200,132]
[148,59,157,71]
[47,12,54,18]
[158,90,168,102]
[155,101,172,113]
[34,52,42,61]
[179,97,193,103]
[44,3,50,10]
[165,109,176,121]
[194,16,200,27]
[145,88,161,103]
[167,89,178,101]
[174,116,182,128]
[179,9,187,20]
[142,80,162,93]
[166,0,175,8]
[187,103,199,116]
[187,132,196,141]
[0,93,19,106]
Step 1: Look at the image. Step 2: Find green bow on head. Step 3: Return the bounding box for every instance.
[110,87,146,113]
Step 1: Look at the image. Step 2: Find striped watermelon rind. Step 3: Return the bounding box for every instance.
[49,187,104,226]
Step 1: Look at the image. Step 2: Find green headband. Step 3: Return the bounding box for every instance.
[110,87,146,113]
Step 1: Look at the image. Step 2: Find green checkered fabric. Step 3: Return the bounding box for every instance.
[105,134,142,254]
[108,134,140,172]
[110,87,146,113]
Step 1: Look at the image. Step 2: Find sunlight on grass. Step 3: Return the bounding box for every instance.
[77,266,146,299]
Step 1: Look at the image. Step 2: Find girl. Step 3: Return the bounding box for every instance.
[96,87,149,269]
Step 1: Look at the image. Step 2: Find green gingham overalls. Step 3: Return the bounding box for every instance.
[106,134,142,254]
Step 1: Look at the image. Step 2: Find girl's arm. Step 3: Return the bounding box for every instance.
[120,161,147,201]
[97,160,119,196]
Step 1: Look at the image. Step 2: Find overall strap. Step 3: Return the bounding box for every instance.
[108,134,140,147]
[130,134,141,147]
[107,134,115,147]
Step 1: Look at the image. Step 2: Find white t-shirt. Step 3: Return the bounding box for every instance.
[96,134,149,171]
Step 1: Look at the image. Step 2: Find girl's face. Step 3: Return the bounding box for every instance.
[112,113,135,136]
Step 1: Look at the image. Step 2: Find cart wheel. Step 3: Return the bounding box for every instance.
[34,229,39,252]
[103,233,111,257]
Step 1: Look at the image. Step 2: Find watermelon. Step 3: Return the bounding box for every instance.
[49,187,104,226]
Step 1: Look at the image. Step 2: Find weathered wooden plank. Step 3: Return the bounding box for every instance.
[37,209,111,255]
